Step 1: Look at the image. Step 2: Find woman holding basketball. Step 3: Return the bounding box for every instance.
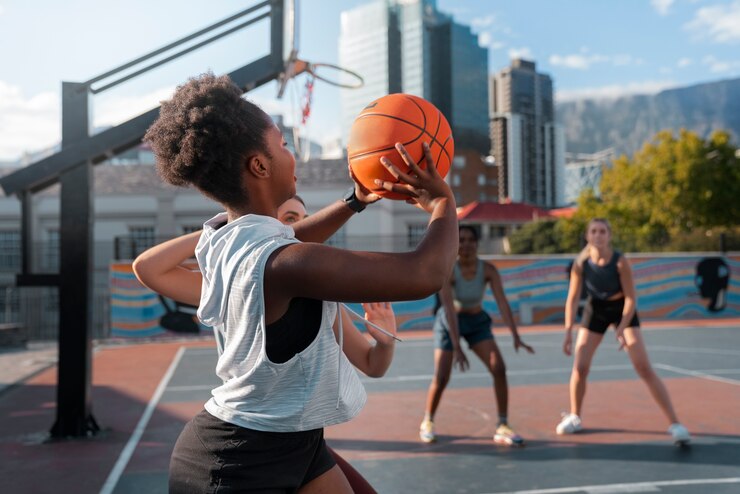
[135,192,388,494]
[420,225,535,446]
[557,218,691,444]
[139,73,458,493]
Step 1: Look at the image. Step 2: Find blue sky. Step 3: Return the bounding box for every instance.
[1,0,739,161]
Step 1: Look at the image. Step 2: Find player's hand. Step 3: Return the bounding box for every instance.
[513,335,535,354]
[376,142,454,213]
[348,166,383,205]
[362,302,397,346]
[562,330,573,356]
[453,346,469,372]
[615,326,626,351]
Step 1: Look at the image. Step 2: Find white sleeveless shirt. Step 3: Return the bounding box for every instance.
[195,213,366,432]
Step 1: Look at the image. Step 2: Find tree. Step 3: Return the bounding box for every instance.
[576,129,740,252]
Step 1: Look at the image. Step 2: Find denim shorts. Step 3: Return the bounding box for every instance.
[169,409,335,493]
[433,307,494,351]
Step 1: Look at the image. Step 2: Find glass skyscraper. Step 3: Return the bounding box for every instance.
[339,0,489,154]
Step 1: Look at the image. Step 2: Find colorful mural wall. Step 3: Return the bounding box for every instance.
[110,254,739,338]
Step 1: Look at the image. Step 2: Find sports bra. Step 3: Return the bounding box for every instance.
[453,260,486,309]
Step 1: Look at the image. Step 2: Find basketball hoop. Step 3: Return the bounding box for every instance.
[279,58,364,162]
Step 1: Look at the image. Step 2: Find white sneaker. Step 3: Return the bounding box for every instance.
[668,423,691,444]
[556,413,583,435]
[419,419,436,443]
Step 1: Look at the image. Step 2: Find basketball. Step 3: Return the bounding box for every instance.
[347,93,454,200]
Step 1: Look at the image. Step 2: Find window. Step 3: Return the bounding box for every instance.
[478,174,486,186]
[0,231,21,271]
[129,226,156,253]
[182,225,202,234]
[407,223,426,248]
[453,156,466,169]
[452,174,461,186]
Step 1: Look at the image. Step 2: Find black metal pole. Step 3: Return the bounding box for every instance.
[50,82,99,438]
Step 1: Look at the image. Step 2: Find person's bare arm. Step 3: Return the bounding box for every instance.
[291,174,381,243]
[487,263,534,354]
[439,277,469,371]
[264,143,458,324]
[337,303,396,378]
[132,231,202,306]
[615,255,637,350]
[563,262,583,355]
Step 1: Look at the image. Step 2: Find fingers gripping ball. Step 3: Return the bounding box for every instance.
[347,93,454,200]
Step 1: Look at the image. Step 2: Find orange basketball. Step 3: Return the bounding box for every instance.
[347,93,454,200]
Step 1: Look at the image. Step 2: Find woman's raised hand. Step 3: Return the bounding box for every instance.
[375,142,454,213]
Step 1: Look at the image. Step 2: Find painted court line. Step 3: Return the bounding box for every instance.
[99,346,186,494]
[489,476,740,494]
[654,363,740,386]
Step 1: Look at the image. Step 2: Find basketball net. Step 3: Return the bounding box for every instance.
[288,72,315,163]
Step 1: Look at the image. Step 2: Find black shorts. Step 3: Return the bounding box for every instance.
[580,297,640,334]
[169,409,336,493]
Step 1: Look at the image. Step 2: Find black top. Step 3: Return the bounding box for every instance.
[582,251,623,300]
[265,297,323,363]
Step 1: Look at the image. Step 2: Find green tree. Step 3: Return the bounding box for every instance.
[578,129,740,252]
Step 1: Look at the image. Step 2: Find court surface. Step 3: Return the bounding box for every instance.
[1,320,739,493]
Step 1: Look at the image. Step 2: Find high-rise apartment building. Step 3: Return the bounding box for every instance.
[490,59,565,207]
[339,0,489,154]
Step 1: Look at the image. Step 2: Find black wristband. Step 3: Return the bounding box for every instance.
[343,187,366,213]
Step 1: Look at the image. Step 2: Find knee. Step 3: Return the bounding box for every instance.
[491,360,506,378]
[573,363,590,380]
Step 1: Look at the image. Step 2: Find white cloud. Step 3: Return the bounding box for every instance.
[686,1,740,43]
[549,53,609,70]
[659,66,673,74]
[0,5,5,16]
[701,54,740,72]
[508,47,533,60]
[491,41,506,50]
[470,15,496,29]
[651,0,675,15]
[478,31,492,47]
[0,81,59,161]
[556,80,677,102]
[95,87,175,128]
[550,51,644,70]
[677,57,693,67]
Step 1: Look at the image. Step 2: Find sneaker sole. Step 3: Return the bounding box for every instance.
[420,435,436,444]
[494,435,525,447]
[556,427,582,435]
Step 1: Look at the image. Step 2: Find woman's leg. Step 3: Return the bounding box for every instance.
[622,326,680,424]
[424,349,454,418]
[299,465,353,494]
[470,339,507,418]
[570,328,603,416]
[328,447,377,494]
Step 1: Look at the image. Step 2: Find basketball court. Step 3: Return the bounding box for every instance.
[2,319,738,493]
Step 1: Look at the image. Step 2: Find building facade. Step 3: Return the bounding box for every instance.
[563,148,615,204]
[339,0,489,154]
[490,59,565,208]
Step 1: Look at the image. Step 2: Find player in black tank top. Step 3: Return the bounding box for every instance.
[557,218,690,444]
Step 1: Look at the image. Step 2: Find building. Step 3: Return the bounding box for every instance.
[339,0,489,154]
[447,151,499,205]
[490,59,565,208]
[563,148,615,204]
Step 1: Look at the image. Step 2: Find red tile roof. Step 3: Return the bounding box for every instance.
[457,201,553,222]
